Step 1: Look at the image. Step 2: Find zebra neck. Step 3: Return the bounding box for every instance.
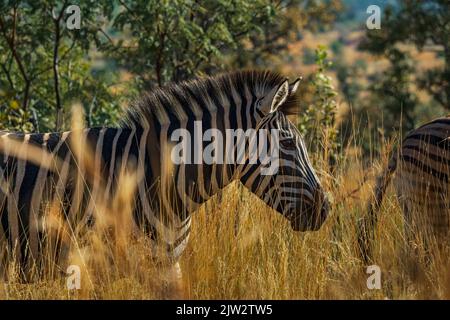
[129,87,262,218]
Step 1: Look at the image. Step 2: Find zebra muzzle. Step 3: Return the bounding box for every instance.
[290,190,329,231]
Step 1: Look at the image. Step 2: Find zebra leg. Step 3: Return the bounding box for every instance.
[401,197,439,292]
[170,262,185,298]
[0,200,5,281]
[424,202,450,265]
[0,237,5,282]
[398,194,423,282]
[159,261,185,299]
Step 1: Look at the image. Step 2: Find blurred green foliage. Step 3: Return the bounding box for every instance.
[0,0,341,132]
[299,45,339,168]
[328,0,450,157]
[103,0,276,87]
[0,0,121,132]
[359,0,450,135]
[1,0,447,165]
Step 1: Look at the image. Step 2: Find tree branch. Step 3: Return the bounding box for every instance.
[0,62,15,90]
[32,39,76,80]
[0,9,31,111]
[155,24,167,87]
[52,1,68,131]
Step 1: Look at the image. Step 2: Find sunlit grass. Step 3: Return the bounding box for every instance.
[1,108,450,300]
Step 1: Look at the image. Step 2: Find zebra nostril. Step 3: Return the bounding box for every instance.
[290,190,329,232]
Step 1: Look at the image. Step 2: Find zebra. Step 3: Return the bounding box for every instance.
[0,70,329,281]
[358,116,450,263]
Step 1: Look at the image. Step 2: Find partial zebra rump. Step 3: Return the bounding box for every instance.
[359,116,450,263]
[396,117,450,242]
[121,70,299,128]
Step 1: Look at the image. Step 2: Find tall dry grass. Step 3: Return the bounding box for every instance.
[1,107,450,300]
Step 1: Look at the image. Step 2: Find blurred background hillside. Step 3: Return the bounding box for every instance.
[1,0,449,160]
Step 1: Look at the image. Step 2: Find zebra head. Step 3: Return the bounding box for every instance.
[240,75,329,231]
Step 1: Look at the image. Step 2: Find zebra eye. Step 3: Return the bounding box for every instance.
[257,99,263,108]
[281,139,296,149]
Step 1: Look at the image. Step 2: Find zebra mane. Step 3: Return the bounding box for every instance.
[121,70,298,128]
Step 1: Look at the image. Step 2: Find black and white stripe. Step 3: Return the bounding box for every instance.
[0,70,328,277]
[395,117,450,240]
[359,116,450,261]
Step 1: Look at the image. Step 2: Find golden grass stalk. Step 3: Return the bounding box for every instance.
[1,105,450,299]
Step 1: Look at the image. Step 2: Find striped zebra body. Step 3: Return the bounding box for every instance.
[0,70,329,278]
[359,116,450,262]
[0,128,145,270]
[395,117,450,240]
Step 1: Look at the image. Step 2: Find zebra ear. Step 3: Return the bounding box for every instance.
[269,80,289,113]
[278,78,302,116]
[289,77,302,95]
